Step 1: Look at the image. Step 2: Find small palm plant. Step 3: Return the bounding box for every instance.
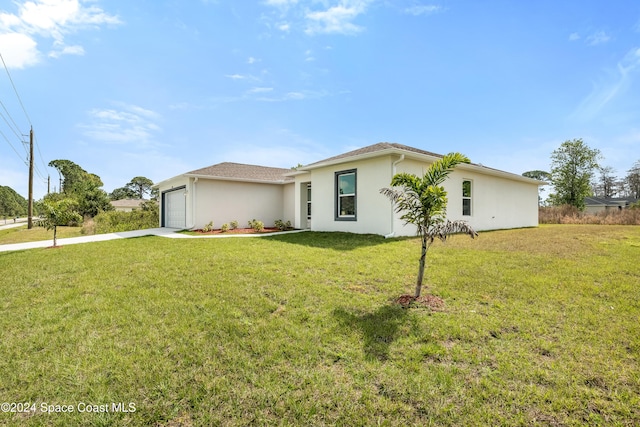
[380,153,478,298]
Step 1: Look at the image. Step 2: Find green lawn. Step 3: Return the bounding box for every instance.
[0,225,83,245]
[0,225,638,426]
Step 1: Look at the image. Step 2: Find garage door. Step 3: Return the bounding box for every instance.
[165,189,186,228]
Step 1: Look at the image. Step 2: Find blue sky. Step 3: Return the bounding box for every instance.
[1,0,639,200]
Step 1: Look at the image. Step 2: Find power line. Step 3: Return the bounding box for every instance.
[0,128,27,165]
[0,52,32,126]
[33,132,50,176]
[0,53,51,195]
[0,102,23,142]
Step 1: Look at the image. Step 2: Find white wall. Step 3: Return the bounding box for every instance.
[283,182,296,227]
[192,179,291,230]
[394,159,539,235]
[307,156,395,235]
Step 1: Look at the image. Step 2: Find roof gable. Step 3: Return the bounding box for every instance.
[305,142,443,166]
[186,162,294,183]
[293,142,544,185]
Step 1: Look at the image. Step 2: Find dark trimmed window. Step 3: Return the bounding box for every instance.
[462,180,472,216]
[335,169,356,220]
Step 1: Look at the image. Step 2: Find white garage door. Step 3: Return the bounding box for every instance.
[165,189,186,228]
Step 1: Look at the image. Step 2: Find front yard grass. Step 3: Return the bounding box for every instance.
[0,225,83,245]
[0,225,638,426]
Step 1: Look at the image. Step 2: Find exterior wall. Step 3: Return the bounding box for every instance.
[293,173,312,229]
[192,179,290,230]
[157,176,191,228]
[393,159,539,235]
[307,156,395,235]
[585,205,605,215]
[282,182,295,227]
[585,204,626,215]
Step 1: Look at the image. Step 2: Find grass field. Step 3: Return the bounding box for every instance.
[0,225,83,245]
[0,225,638,426]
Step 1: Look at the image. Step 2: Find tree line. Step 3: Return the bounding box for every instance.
[0,186,28,218]
[524,138,640,210]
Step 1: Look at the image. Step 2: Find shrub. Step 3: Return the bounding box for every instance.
[248,219,264,232]
[91,206,159,234]
[202,221,214,232]
[221,223,229,232]
[274,219,292,231]
[539,205,640,225]
[81,217,96,235]
[230,220,239,230]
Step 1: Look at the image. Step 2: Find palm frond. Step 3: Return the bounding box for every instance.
[427,220,478,242]
[423,153,471,186]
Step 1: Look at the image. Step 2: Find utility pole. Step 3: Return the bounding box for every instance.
[28,126,34,229]
[47,175,50,194]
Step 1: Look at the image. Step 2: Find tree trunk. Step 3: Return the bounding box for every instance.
[415,235,428,298]
[53,225,57,247]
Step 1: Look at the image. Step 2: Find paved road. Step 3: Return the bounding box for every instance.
[0,222,29,231]
[0,227,306,252]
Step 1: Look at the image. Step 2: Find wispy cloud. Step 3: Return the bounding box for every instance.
[247,87,274,94]
[48,44,84,58]
[265,0,298,6]
[277,22,291,32]
[304,49,315,61]
[404,5,442,16]
[586,30,611,46]
[262,0,372,36]
[305,2,371,35]
[571,47,640,121]
[225,73,262,82]
[255,89,328,102]
[0,0,121,68]
[568,32,580,41]
[79,103,162,147]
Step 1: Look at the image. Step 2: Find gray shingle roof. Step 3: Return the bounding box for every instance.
[110,199,147,208]
[585,196,638,206]
[186,162,294,183]
[304,142,443,167]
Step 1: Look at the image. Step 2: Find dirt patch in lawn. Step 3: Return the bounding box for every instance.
[395,294,445,311]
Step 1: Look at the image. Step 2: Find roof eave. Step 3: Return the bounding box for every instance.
[184,173,292,185]
[456,163,547,185]
[298,147,442,171]
[296,146,545,185]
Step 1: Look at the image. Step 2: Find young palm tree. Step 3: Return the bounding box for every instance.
[380,153,478,298]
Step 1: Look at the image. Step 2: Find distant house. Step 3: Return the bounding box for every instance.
[110,199,147,212]
[584,196,638,214]
[154,142,544,236]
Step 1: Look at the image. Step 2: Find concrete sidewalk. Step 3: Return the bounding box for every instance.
[0,222,28,231]
[0,227,307,252]
[0,228,180,252]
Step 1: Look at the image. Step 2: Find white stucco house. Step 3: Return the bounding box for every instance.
[154,142,543,236]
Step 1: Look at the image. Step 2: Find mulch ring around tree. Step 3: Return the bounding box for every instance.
[192,227,284,235]
[394,294,445,311]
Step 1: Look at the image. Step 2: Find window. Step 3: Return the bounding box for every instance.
[306,184,312,219]
[335,169,356,220]
[462,180,472,216]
